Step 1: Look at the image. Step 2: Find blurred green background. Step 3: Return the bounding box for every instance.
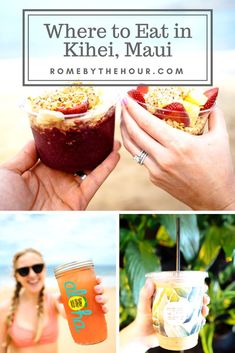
[120,214,235,353]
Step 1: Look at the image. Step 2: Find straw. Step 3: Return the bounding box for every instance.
[176,217,184,353]
[176,217,181,272]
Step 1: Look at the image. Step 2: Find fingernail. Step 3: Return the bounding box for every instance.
[102,305,108,314]
[121,97,128,106]
[144,278,152,291]
[95,295,103,303]
[95,285,102,293]
[202,318,206,327]
[205,293,210,304]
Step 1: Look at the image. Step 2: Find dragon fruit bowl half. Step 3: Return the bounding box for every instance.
[128,86,219,135]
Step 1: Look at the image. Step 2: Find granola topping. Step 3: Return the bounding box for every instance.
[27,86,100,113]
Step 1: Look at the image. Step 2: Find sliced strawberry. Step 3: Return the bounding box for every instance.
[128,89,145,107]
[202,88,219,110]
[155,102,190,127]
[55,100,89,115]
[137,85,149,95]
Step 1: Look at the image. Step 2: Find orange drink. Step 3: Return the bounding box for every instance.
[54,260,107,344]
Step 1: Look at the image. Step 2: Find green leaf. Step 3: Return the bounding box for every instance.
[225,318,235,325]
[124,240,161,304]
[207,279,235,323]
[156,225,175,247]
[196,225,235,271]
[135,215,150,241]
[194,226,221,270]
[119,269,135,308]
[159,214,200,262]
[225,308,235,325]
[218,262,235,285]
[120,214,139,223]
[200,322,215,353]
[146,216,159,230]
[220,225,235,259]
[119,268,136,328]
[225,281,235,291]
[120,228,135,252]
[223,290,235,299]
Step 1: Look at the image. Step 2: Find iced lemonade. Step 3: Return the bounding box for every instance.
[54,260,107,344]
[146,271,208,351]
[128,86,219,135]
[26,86,115,173]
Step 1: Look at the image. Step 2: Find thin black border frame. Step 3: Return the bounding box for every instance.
[22,9,213,86]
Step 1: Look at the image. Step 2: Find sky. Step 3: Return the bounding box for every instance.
[1,0,235,59]
[0,213,117,266]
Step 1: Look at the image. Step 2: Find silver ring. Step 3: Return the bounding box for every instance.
[74,171,87,180]
[133,150,148,165]
[80,173,87,181]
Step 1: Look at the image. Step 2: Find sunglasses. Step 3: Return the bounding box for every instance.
[16,263,45,277]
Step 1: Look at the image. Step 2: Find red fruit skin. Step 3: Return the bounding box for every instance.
[202,88,219,110]
[55,100,89,115]
[136,85,149,95]
[128,89,146,107]
[154,102,190,127]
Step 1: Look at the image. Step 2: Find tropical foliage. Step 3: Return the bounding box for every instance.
[120,214,235,352]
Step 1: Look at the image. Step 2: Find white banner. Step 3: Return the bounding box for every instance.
[23,9,212,86]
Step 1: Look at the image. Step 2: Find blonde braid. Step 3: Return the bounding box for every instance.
[5,281,22,346]
[6,248,45,346]
[34,285,45,342]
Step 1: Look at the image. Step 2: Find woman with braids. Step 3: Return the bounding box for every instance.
[0,248,107,353]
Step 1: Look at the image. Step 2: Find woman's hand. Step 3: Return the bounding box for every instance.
[0,140,120,210]
[121,96,235,210]
[94,276,108,314]
[120,278,210,352]
[55,275,108,316]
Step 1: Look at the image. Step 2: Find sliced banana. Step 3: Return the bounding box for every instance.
[37,110,65,125]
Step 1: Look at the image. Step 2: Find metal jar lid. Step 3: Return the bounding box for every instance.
[54,260,94,278]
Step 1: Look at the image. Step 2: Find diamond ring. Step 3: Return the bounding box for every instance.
[133,150,148,165]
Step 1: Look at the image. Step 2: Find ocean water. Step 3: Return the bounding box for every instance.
[0,264,116,289]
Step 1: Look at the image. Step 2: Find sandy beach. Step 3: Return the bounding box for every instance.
[0,52,235,210]
[0,286,116,353]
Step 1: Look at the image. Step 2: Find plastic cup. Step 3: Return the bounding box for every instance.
[25,87,116,173]
[152,106,212,135]
[136,101,213,135]
[146,271,208,351]
[54,260,107,344]
[131,86,217,135]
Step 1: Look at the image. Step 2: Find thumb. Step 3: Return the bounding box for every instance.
[208,106,227,134]
[2,140,38,174]
[137,278,155,317]
[57,294,63,304]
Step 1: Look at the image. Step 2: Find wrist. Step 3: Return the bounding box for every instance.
[221,174,235,210]
[193,174,235,210]
[120,339,149,353]
[120,321,150,353]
